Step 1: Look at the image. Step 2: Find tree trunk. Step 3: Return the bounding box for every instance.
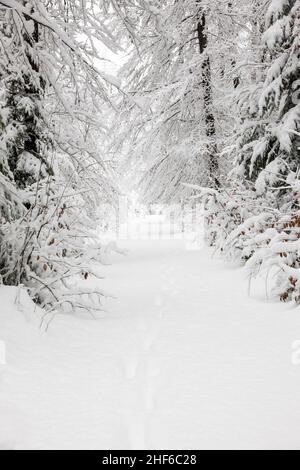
[196,3,219,187]
[227,3,240,89]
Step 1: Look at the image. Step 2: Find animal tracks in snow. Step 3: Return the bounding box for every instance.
[126,412,147,450]
[142,356,160,413]
[120,256,181,447]
[123,351,139,381]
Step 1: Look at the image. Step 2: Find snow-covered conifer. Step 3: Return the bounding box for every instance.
[236,0,300,196]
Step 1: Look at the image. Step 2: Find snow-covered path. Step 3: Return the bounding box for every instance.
[1,239,300,449]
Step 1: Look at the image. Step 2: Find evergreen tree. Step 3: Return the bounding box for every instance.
[235,0,300,196]
[1,18,52,192]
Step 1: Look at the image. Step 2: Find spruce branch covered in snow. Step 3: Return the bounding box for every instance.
[235,0,300,195]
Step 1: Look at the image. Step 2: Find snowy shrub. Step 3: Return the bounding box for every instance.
[201,187,247,250]
[197,182,276,258]
[244,211,300,303]
[201,181,300,303]
[0,178,106,315]
[197,171,300,303]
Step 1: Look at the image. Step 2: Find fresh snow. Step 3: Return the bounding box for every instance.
[1,235,300,450]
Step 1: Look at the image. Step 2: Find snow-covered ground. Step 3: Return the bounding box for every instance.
[1,235,300,449]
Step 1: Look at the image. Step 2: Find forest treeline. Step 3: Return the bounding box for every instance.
[0,0,299,311]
